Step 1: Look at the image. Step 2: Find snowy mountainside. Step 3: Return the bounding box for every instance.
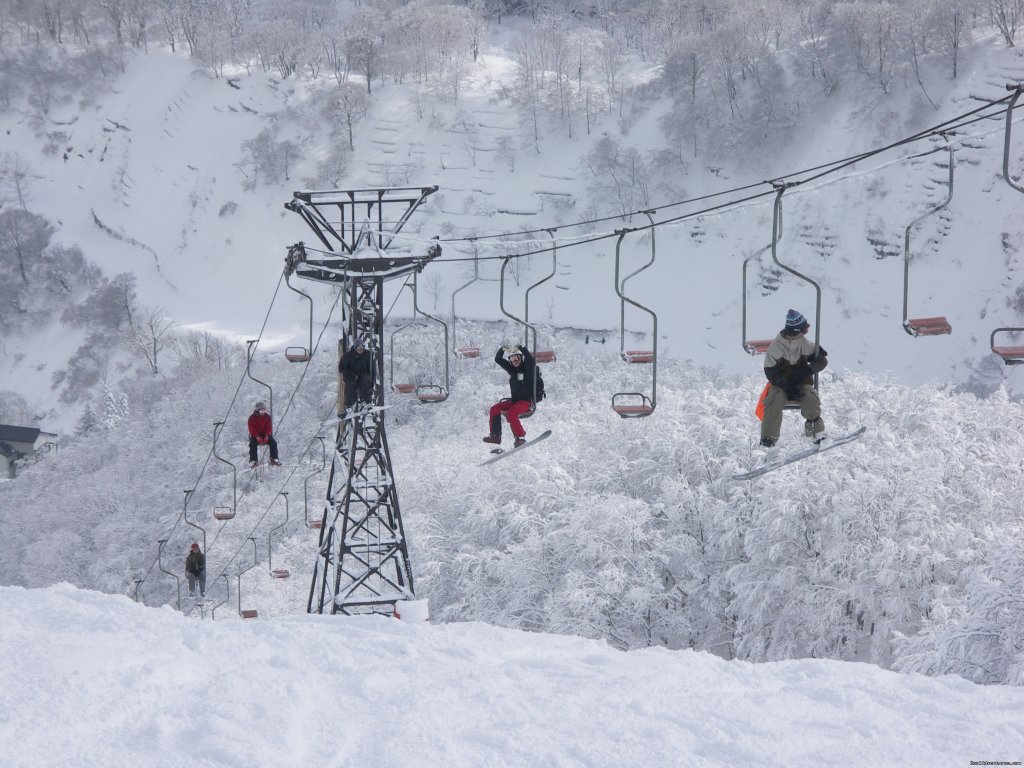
[4,31,1024,432]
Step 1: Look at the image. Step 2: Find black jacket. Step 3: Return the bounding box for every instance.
[339,347,373,380]
[185,551,205,575]
[495,346,538,402]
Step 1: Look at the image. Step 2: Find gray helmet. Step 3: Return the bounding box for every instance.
[254,401,266,411]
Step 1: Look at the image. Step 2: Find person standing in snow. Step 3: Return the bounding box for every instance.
[760,309,828,448]
[339,337,374,414]
[185,542,206,597]
[247,402,282,468]
[484,344,539,448]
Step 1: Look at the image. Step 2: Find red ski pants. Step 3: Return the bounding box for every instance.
[489,399,532,438]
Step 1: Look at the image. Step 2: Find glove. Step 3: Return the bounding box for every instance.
[808,347,828,373]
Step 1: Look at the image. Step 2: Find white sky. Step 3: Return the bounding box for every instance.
[3,583,1023,768]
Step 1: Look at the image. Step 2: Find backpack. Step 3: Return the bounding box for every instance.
[534,369,546,401]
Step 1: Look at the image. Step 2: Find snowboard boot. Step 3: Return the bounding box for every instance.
[483,435,501,445]
[514,436,527,448]
[249,461,259,469]
[805,418,826,445]
[269,459,283,466]
[759,436,777,448]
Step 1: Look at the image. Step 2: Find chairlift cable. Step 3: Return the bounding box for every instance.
[136,272,286,590]
[424,93,1018,246]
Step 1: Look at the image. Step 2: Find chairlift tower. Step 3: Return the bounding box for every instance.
[284,186,439,615]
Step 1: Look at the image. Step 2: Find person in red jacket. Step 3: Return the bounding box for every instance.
[247,401,282,468]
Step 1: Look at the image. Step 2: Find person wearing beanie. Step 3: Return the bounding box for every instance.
[185,542,206,597]
[247,402,282,468]
[760,309,828,448]
[339,336,374,415]
[483,344,542,448]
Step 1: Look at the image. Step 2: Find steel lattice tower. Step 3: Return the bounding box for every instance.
[283,186,438,615]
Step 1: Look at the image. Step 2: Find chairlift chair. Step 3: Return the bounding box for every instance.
[284,268,313,362]
[498,252,548,417]
[903,139,954,337]
[411,271,450,402]
[211,421,237,521]
[238,538,259,618]
[213,507,235,521]
[304,437,327,529]
[389,277,450,402]
[991,327,1024,365]
[990,88,1024,364]
[268,493,290,579]
[451,248,483,359]
[765,184,824,410]
[523,231,559,363]
[612,213,658,418]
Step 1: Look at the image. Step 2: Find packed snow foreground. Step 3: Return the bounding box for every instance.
[2,584,1022,768]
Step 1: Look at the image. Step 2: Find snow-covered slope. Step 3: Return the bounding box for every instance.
[3,583,1023,768]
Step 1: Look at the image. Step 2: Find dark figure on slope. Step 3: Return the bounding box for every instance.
[760,309,828,448]
[247,401,282,468]
[185,542,206,597]
[340,338,374,414]
[484,345,542,448]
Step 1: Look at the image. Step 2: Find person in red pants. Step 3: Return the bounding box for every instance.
[484,345,539,448]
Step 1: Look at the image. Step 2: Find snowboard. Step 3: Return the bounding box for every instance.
[730,426,867,481]
[480,430,552,466]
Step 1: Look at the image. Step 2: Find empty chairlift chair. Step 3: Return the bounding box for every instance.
[411,271,450,403]
[523,231,559,364]
[211,421,237,521]
[991,327,1024,365]
[284,262,314,362]
[611,215,657,418]
[451,251,483,359]
[903,140,954,337]
[991,90,1024,365]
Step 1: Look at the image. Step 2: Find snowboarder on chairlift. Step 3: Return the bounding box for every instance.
[339,337,374,415]
[760,309,828,448]
[247,401,282,468]
[185,542,206,597]
[484,344,540,449]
